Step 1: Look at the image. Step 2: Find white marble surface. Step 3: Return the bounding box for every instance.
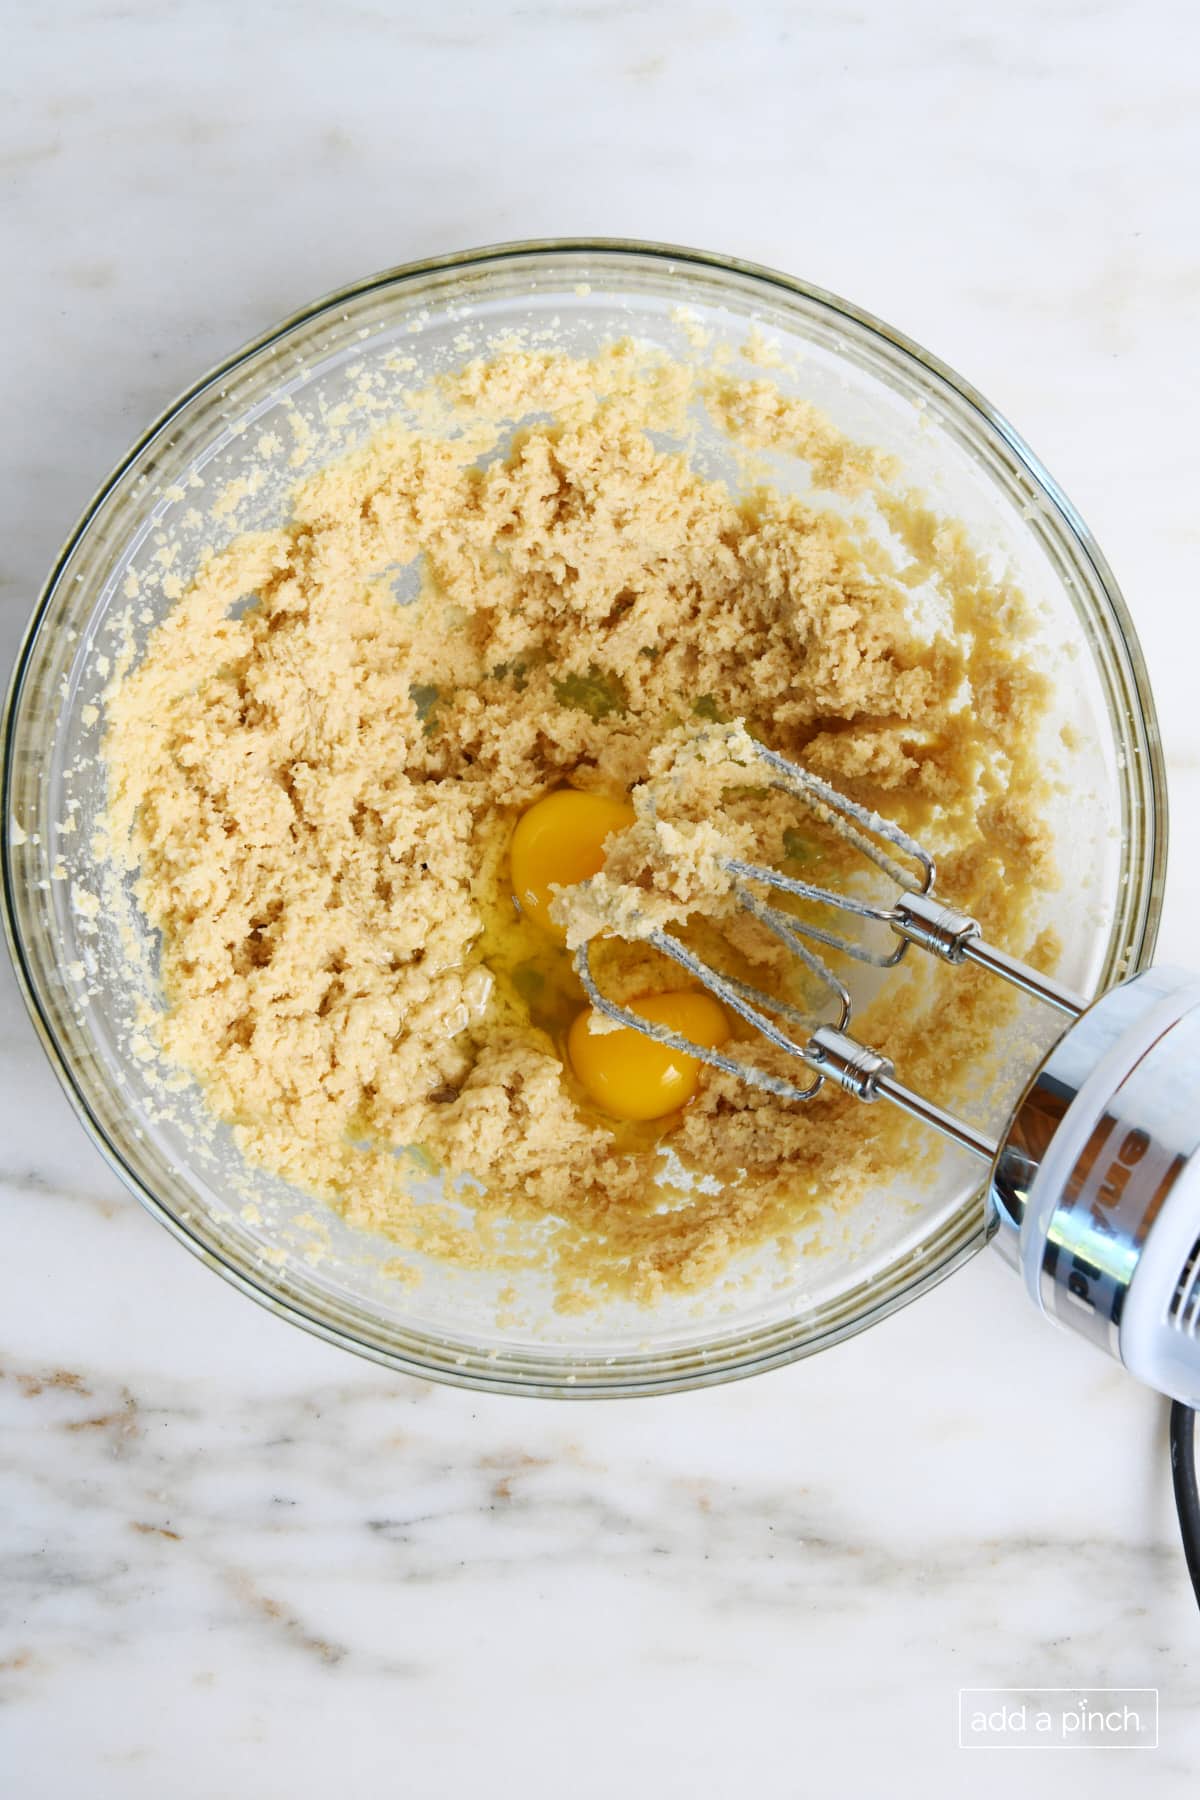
[3,2,1200,1794]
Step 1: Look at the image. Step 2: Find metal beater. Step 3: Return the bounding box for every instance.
[574,735,1200,1413]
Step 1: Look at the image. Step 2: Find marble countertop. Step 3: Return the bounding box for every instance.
[3,3,1199,1794]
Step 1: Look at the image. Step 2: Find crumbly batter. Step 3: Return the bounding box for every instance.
[104,345,1056,1305]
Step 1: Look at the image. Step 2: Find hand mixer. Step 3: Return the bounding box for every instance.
[572,734,1200,1604]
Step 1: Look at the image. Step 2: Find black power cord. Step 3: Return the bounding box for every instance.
[1169,1401,1200,1611]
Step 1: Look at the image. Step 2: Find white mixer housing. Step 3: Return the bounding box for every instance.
[991,968,1200,1406]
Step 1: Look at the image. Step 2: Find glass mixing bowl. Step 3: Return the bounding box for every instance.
[1,241,1166,1395]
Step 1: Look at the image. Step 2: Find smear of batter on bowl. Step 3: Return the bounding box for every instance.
[103,342,1058,1306]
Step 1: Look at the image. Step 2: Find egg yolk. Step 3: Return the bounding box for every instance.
[567,991,730,1121]
[510,789,636,941]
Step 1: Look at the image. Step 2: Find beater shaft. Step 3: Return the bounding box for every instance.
[891,890,1083,1018]
[960,938,1082,1017]
[803,1024,1000,1161]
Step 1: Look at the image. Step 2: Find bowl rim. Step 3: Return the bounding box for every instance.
[1,237,1170,1397]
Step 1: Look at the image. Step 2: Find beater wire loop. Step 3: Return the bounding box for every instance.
[750,740,935,894]
[571,736,1076,1154]
[728,869,910,969]
[575,938,827,1104]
